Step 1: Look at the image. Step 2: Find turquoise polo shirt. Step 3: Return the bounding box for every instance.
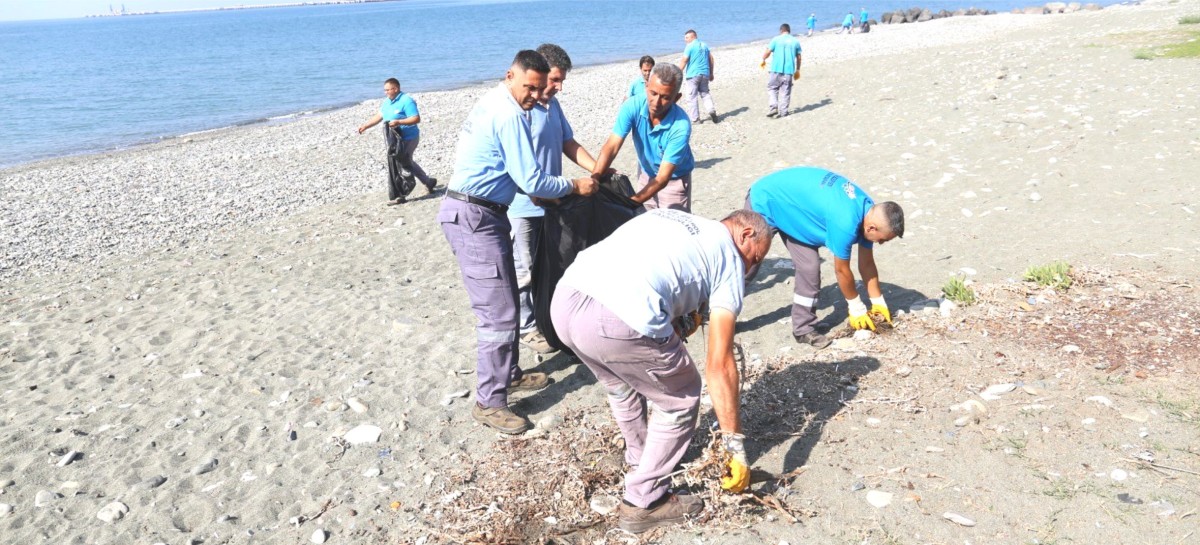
[767,34,801,75]
[748,167,875,261]
[843,14,854,27]
[613,94,694,178]
[807,15,816,29]
[682,40,712,79]
[381,93,420,140]
[628,77,645,98]
[861,10,869,23]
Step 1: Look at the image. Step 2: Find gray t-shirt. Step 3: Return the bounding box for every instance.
[558,209,745,338]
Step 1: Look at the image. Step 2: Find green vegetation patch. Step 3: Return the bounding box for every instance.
[1179,15,1200,25]
[941,276,977,305]
[1134,31,1200,59]
[1023,262,1072,291]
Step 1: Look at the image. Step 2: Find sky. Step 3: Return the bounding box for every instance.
[0,1,321,21]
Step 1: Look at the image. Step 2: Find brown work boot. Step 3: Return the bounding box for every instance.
[617,493,704,534]
[795,331,832,349]
[508,372,550,393]
[471,403,530,434]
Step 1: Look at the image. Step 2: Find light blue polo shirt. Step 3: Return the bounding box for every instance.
[628,77,646,98]
[613,93,694,179]
[381,93,420,140]
[448,84,574,205]
[558,209,745,339]
[861,10,869,23]
[508,97,574,219]
[682,40,712,79]
[748,167,875,261]
[843,14,854,27]
[807,15,816,29]
[767,34,801,75]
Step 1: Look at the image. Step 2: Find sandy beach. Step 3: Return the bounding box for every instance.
[2,1,1198,543]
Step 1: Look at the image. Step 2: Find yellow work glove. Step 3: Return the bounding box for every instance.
[870,296,892,325]
[792,68,801,81]
[720,433,750,493]
[759,59,767,70]
[847,298,876,331]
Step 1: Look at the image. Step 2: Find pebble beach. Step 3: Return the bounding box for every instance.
[2,1,1198,543]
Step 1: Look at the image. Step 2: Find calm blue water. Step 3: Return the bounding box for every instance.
[0,0,1117,167]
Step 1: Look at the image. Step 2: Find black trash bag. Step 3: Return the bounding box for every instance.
[386,126,417,197]
[533,173,640,352]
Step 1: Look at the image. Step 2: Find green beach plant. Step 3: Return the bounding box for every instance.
[941,275,976,305]
[1178,15,1200,25]
[1023,261,1072,291]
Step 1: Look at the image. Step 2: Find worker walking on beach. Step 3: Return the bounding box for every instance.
[839,12,855,34]
[806,13,817,37]
[591,64,695,212]
[358,78,437,205]
[760,23,802,119]
[745,167,905,348]
[439,50,599,434]
[678,29,718,124]
[551,208,765,533]
[508,44,601,355]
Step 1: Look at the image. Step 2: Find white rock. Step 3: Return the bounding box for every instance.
[1081,418,1096,426]
[853,329,873,341]
[866,490,893,508]
[1085,396,1113,407]
[343,424,383,445]
[943,512,976,526]
[34,490,60,507]
[961,208,973,217]
[589,494,620,515]
[1029,192,1042,202]
[96,501,129,523]
[980,383,1016,400]
[440,389,470,406]
[0,503,12,516]
[894,366,912,377]
[535,414,563,431]
[926,446,945,453]
[311,528,328,544]
[191,458,219,475]
[865,417,882,427]
[56,450,80,467]
[346,398,368,414]
[363,466,382,477]
[959,267,977,275]
[324,401,347,412]
[1110,469,1128,481]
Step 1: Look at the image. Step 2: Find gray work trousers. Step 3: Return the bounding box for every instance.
[683,75,715,122]
[438,197,524,408]
[510,215,543,335]
[637,170,692,213]
[551,287,701,508]
[767,72,793,115]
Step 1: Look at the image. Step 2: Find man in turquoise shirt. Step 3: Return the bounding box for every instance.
[760,23,802,118]
[678,29,718,124]
[627,55,655,98]
[861,8,869,29]
[592,64,695,212]
[507,44,600,355]
[840,12,854,34]
[439,50,598,435]
[746,167,905,348]
[357,78,437,205]
[806,13,816,37]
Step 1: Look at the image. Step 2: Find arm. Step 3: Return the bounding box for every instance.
[389,114,420,127]
[357,113,383,134]
[631,161,678,204]
[498,115,592,198]
[591,133,626,178]
[708,51,715,81]
[562,138,599,173]
[761,48,771,61]
[857,246,882,298]
[704,308,741,435]
[833,256,859,301]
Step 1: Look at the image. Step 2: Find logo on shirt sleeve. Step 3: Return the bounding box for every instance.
[842,182,857,200]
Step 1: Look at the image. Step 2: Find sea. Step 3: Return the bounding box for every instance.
[0,0,1121,167]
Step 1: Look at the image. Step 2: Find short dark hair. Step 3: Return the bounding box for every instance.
[685,29,697,37]
[875,202,905,238]
[639,55,655,68]
[511,50,550,74]
[536,43,572,72]
[384,77,400,88]
[780,23,791,33]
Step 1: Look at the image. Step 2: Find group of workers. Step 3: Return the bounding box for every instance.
[359,26,904,534]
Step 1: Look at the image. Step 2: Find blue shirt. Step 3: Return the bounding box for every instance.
[748,167,875,261]
[448,84,574,205]
[508,97,574,219]
[766,34,801,75]
[843,14,854,26]
[613,93,694,178]
[861,10,869,22]
[559,209,745,339]
[807,15,816,29]
[381,93,420,140]
[628,77,646,98]
[682,40,712,79]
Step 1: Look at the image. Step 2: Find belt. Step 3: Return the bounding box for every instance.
[446,189,508,214]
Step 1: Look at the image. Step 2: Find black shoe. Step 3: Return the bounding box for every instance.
[795,331,831,349]
[766,109,777,118]
[709,111,719,124]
